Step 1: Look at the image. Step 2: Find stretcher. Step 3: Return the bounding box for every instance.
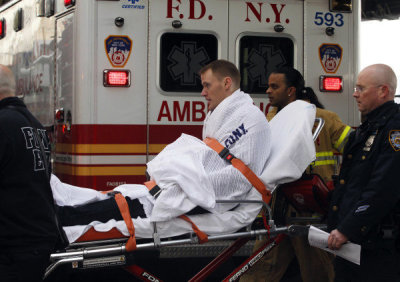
[46,217,319,282]
[45,106,325,281]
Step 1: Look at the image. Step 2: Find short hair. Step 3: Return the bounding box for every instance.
[199,60,241,87]
[0,65,16,97]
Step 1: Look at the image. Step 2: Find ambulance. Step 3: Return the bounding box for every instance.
[0,0,359,190]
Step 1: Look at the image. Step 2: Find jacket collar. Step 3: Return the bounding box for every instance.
[0,96,26,110]
[365,101,398,129]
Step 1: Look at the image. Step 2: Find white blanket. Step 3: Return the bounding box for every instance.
[52,98,316,243]
[147,89,271,221]
[260,101,316,191]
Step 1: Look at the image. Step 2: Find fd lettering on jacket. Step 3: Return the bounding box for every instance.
[21,127,50,171]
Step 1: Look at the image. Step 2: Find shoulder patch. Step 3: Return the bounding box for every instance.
[389,130,400,151]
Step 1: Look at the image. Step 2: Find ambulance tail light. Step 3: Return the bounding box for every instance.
[64,0,75,8]
[319,76,343,92]
[0,18,5,39]
[103,70,131,87]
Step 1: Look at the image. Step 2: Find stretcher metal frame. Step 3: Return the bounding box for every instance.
[45,118,325,281]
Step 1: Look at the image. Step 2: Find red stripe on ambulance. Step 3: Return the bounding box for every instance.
[56,124,147,144]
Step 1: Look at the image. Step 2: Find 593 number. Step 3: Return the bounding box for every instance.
[314,12,344,27]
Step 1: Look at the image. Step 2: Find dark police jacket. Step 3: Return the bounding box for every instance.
[0,97,59,252]
[328,101,400,248]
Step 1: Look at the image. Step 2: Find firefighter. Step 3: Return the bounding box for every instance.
[241,66,352,282]
[327,64,400,281]
[0,65,61,281]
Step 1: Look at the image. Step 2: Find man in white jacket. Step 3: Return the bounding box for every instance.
[146,60,272,221]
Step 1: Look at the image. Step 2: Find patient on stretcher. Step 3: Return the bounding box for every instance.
[52,100,316,242]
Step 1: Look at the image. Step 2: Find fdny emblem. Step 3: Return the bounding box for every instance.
[389,130,400,151]
[319,44,343,73]
[105,35,132,68]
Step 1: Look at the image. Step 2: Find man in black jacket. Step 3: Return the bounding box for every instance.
[328,64,400,281]
[0,65,59,281]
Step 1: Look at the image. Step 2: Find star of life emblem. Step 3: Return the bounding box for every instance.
[247,44,286,87]
[389,130,400,151]
[167,41,209,86]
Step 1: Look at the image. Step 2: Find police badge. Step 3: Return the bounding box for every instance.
[389,130,400,151]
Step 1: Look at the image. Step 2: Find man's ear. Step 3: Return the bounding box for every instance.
[288,86,296,97]
[224,77,233,90]
[379,84,390,100]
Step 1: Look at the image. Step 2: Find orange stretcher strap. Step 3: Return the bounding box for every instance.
[179,215,209,243]
[203,137,272,204]
[144,180,156,190]
[113,193,137,251]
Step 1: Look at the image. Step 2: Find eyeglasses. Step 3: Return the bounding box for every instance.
[354,85,382,93]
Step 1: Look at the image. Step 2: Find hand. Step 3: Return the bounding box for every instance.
[328,229,348,250]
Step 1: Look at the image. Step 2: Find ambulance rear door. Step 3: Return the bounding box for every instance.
[228,0,304,114]
[147,0,228,157]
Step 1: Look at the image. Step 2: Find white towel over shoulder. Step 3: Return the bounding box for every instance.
[260,100,316,191]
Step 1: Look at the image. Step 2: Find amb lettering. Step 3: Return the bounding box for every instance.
[21,127,50,171]
[224,123,248,149]
[157,100,207,122]
[166,0,289,24]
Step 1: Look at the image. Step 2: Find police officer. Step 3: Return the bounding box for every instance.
[328,64,400,281]
[0,65,60,281]
[241,67,352,282]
